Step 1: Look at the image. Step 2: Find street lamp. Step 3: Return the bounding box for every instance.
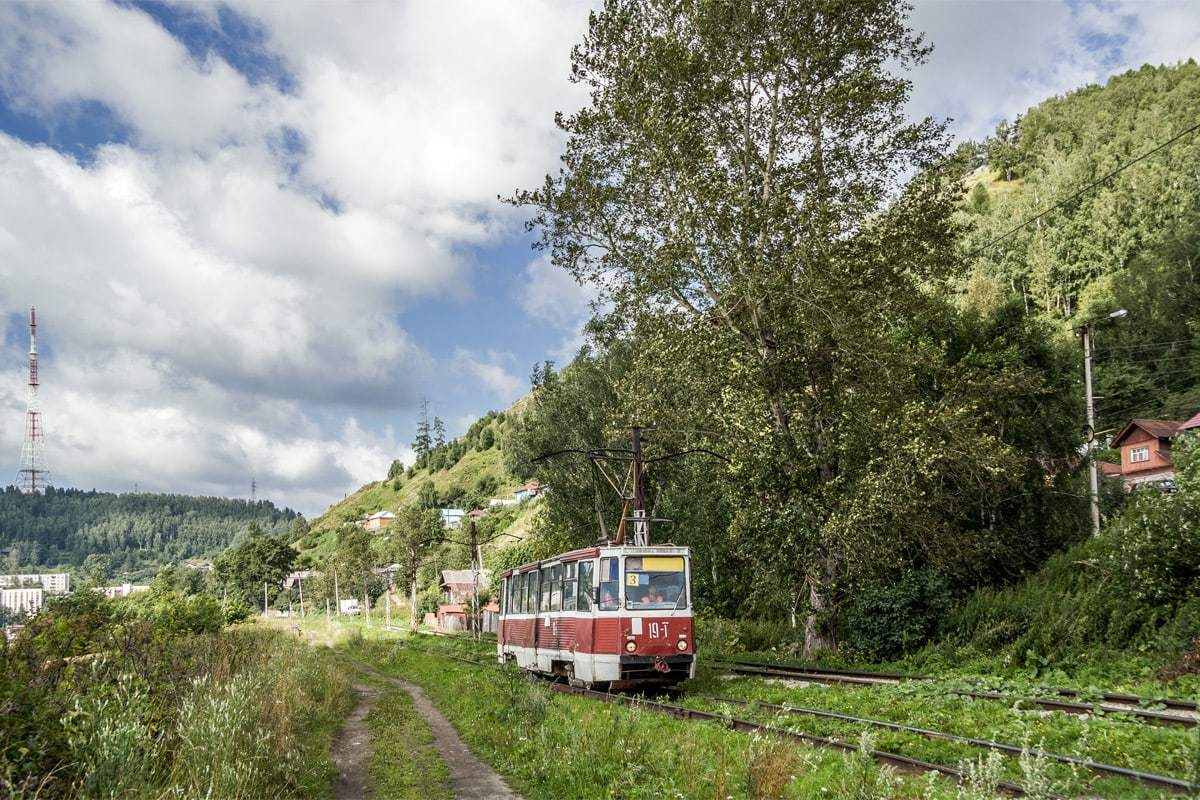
[1076,308,1128,536]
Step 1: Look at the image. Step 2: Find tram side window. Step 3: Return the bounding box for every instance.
[562,562,577,611]
[598,557,619,610]
[518,573,528,614]
[523,572,534,614]
[577,560,594,611]
[549,564,562,611]
[500,577,508,614]
[539,566,553,611]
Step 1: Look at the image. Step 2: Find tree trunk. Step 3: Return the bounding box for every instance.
[802,561,836,659]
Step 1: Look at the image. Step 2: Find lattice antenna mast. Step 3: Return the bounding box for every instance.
[17,307,50,494]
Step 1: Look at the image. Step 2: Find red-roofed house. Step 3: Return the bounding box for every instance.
[1109,417,1195,490]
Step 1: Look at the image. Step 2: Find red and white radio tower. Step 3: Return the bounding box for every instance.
[16,307,50,494]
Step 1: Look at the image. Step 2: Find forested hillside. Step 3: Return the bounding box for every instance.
[0,486,297,576]
[962,61,1200,430]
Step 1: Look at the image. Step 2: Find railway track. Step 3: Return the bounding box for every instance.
[714,659,1200,728]
[391,640,1197,796]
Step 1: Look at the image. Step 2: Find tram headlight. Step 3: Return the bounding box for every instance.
[625,640,637,653]
[676,639,688,652]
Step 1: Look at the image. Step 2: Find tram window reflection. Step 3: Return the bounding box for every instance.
[598,557,619,610]
[549,564,562,611]
[577,560,594,611]
[562,562,578,611]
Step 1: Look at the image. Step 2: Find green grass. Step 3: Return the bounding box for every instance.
[314,623,972,800]
[679,666,1200,799]
[365,685,453,800]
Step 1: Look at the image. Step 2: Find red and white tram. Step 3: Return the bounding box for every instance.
[497,543,694,689]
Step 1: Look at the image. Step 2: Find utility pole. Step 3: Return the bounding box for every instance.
[333,568,340,617]
[325,597,330,624]
[298,575,305,617]
[1078,308,1127,537]
[1082,324,1100,537]
[409,545,419,632]
[470,519,480,640]
[630,426,648,546]
[263,582,268,617]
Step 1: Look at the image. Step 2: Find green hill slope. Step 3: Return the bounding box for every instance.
[298,405,539,563]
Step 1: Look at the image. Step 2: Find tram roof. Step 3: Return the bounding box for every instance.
[500,543,689,577]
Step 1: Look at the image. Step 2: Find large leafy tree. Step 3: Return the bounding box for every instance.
[513,0,964,654]
[213,525,295,610]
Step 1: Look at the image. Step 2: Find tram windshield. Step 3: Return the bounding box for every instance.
[624,556,687,610]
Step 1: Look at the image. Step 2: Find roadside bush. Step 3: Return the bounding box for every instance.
[843,570,951,661]
[1108,434,1200,604]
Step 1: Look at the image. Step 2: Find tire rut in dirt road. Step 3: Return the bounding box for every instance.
[349,661,523,800]
[333,685,380,800]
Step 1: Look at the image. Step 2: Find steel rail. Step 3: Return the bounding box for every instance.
[717,658,1200,713]
[716,661,1198,728]
[697,693,1197,795]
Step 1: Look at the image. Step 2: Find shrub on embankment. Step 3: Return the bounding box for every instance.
[913,434,1200,681]
[0,592,352,799]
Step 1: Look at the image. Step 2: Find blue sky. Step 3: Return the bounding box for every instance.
[0,0,1196,516]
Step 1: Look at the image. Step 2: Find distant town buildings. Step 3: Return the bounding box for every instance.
[0,572,70,594]
[101,583,150,599]
[1,587,43,617]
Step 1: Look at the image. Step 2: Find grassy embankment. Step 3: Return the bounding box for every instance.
[2,597,353,800]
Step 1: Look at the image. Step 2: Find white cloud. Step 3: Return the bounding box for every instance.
[0,1,593,512]
[908,0,1200,143]
[450,349,524,403]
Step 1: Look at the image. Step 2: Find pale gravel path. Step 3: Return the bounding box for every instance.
[349,661,523,800]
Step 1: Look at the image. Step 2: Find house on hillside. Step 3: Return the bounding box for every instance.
[487,497,518,508]
[283,570,320,590]
[1107,413,1200,490]
[436,568,497,632]
[356,510,395,530]
[467,509,487,522]
[513,481,544,502]
[439,508,465,529]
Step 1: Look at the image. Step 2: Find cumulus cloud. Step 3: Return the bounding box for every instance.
[908,0,1200,143]
[450,349,524,403]
[0,0,587,512]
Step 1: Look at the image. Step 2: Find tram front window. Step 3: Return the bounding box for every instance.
[624,556,687,610]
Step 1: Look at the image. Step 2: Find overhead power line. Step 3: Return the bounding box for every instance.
[1094,338,1193,354]
[968,120,1200,259]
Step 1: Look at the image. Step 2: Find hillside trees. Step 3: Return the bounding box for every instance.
[965,63,1200,429]
[0,487,296,574]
